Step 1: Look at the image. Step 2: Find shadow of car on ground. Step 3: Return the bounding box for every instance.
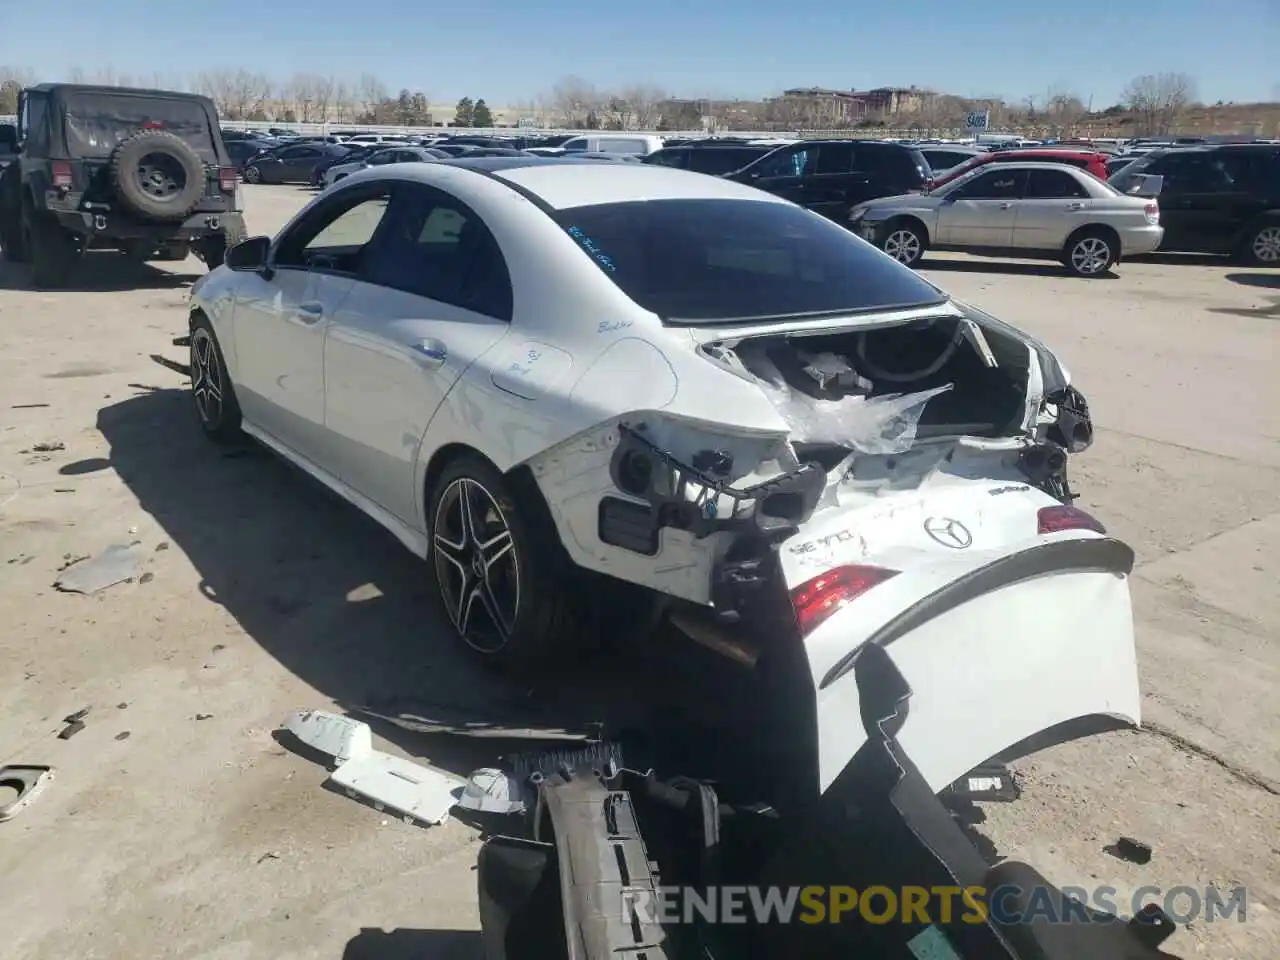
[921,257,1116,279]
[0,251,197,292]
[93,386,807,795]
[342,928,482,960]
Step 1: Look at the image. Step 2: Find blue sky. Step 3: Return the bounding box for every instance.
[3,0,1277,107]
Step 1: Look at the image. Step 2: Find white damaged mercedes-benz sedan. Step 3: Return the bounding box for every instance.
[186,156,1140,797]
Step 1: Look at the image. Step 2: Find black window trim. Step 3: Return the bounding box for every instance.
[357,179,514,323]
[270,178,396,278]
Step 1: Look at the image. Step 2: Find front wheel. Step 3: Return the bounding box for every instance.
[1063,230,1117,278]
[189,315,243,442]
[1239,220,1280,267]
[243,165,262,184]
[879,221,926,268]
[427,455,579,671]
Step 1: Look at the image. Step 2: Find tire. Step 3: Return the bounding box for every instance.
[196,222,246,269]
[189,314,243,442]
[25,206,79,289]
[109,130,206,222]
[427,454,579,671]
[1237,219,1280,267]
[878,219,927,267]
[243,165,262,184]
[1063,228,1117,278]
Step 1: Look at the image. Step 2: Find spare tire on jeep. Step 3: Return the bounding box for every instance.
[109,130,206,222]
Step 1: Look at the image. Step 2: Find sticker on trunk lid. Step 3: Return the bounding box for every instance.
[907,925,963,960]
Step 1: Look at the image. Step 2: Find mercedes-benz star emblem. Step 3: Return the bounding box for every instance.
[923,516,973,549]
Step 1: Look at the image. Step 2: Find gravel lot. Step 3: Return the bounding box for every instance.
[1,183,1277,960]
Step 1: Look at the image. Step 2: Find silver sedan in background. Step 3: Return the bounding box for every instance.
[849,162,1164,277]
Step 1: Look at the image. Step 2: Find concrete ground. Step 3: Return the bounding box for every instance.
[0,183,1276,960]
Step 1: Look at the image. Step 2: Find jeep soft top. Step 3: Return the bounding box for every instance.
[0,83,247,288]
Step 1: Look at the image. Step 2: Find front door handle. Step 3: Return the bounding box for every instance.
[413,339,448,367]
[998,202,1013,209]
[1066,202,1086,210]
[294,302,324,325]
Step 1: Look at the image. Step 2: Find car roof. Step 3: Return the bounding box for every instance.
[386,156,792,210]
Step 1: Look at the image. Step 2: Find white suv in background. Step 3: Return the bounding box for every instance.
[561,134,664,156]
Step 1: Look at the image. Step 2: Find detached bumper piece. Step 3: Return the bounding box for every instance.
[477,644,1180,960]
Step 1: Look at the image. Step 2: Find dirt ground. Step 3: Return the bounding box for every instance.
[1,184,1276,960]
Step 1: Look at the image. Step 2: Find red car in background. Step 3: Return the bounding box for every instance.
[929,149,1110,189]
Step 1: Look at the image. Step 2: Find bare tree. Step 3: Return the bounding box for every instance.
[1044,86,1086,133]
[287,73,324,123]
[1122,72,1196,135]
[333,80,353,122]
[313,75,337,122]
[618,84,665,130]
[225,70,272,120]
[192,69,237,117]
[548,75,599,127]
[358,73,388,118]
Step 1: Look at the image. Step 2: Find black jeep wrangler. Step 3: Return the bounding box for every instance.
[0,83,246,288]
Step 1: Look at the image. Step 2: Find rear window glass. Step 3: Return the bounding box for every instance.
[554,198,946,324]
[63,93,216,161]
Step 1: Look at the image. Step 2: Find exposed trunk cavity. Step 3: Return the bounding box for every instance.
[699,313,1035,467]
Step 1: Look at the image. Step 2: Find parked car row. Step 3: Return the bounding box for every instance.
[224,122,1280,273]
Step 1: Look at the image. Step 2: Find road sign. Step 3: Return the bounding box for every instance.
[966,111,990,131]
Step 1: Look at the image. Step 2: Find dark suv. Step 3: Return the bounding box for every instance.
[1107,144,1280,265]
[643,143,775,175]
[722,139,931,221]
[0,83,246,288]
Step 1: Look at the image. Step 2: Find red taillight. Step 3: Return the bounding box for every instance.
[790,564,899,638]
[1037,505,1106,535]
[217,166,238,192]
[1143,202,1159,224]
[143,120,164,129]
[51,160,73,188]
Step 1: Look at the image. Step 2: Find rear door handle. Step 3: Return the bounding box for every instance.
[1066,202,1086,210]
[413,339,448,367]
[294,302,324,325]
[998,202,1013,210]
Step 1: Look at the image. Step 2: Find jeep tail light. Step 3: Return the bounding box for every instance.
[217,166,238,192]
[790,565,899,638]
[51,161,73,188]
[1144,202,1159,224]
[1037,505,1106,536]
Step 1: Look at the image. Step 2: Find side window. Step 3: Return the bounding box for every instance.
[598,137,642,154]
[952,169,1027,200]
[20,94,49,153]
[361,185,513,321]
[1024,169,1089,199]
[648,150,688,168]
[1166,155,1235,193]
[758,147,810,178]
[563,138,588,152]
[277,147,307,160]
[815,142,855,175]
[274,186,393,273]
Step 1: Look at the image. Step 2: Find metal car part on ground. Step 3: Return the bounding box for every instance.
[0,83,245,288]
[476,645,1181,960]
[181,157,1142,814]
